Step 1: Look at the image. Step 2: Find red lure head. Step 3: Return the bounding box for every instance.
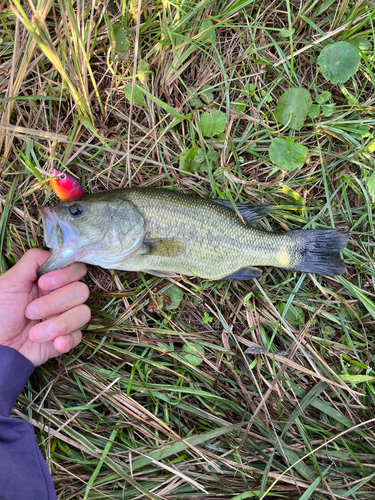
[50,169,84,201]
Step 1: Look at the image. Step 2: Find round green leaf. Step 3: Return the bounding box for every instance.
[200,110,227,137]
[200,85,214,104]
[188,86,203,108]
[181,343,205,366]
[191,97,203,108]
[316,91,331,104]
[352,125,370,139]
[197,19,216,44]
[350,36,372,52]
[202,312,213,323]
[317,41,360,84]
[137,60,150,84]
[322,104,335,117]
[124,84,146,106]
[274,88,312,131]
[278,302,305,329]
[180,147,205,173]
[308,104,320,119]
[164,285,183,310]
[112,24,130,52]
[231,101,246,113]
[279,28,295,37]
[261,89,273,103]
[269,137,308,171]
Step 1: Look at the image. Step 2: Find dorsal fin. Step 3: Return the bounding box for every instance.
[212,199,271,224]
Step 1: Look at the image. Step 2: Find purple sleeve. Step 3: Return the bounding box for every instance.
[0,346,57,500]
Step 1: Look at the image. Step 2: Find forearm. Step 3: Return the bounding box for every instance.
[0,346,57,500]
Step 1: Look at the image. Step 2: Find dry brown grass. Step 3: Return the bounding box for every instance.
[1,0,375,498]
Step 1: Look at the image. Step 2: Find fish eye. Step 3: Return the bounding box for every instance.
[69,203,83,216]
[59,173,66,180]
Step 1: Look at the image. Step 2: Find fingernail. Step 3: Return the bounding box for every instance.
[26,303,39,319]
[40,276,56,289]
[32,325,51,341]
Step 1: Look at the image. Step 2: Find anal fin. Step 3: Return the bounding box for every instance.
[220,267,262,281]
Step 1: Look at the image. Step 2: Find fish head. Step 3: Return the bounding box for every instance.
[38,197,145,275]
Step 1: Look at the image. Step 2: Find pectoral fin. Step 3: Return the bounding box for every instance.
[220,267,262,281]
[138,239,184,277]
[212,199,271,224]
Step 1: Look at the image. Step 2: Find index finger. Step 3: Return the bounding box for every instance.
[38,262,88,291]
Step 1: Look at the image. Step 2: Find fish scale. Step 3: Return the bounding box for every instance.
[119,189,292,278]
[38,188,349,279]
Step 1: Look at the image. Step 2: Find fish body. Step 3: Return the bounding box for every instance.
[50,170,84,201]
[38,188,349,279]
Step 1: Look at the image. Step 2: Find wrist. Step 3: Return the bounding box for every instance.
[0,345,34,417]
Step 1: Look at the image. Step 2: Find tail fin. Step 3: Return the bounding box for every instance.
[290,229,349,276]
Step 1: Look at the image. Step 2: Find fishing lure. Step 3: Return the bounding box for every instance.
[50,169,84,201]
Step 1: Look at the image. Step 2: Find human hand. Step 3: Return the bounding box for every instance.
[0,249,91,367]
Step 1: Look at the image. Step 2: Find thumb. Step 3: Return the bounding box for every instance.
[5,249,52,288]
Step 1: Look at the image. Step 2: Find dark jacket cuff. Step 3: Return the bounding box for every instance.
[0,346,34,417]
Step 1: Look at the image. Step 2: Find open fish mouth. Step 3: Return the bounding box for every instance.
[38,206,82,276]
[38,206,61,249]
[38,206,80,249]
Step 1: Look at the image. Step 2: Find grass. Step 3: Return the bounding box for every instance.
[2,0,375,498]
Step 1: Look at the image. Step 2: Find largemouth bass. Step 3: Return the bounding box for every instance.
[38,188,349,279]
